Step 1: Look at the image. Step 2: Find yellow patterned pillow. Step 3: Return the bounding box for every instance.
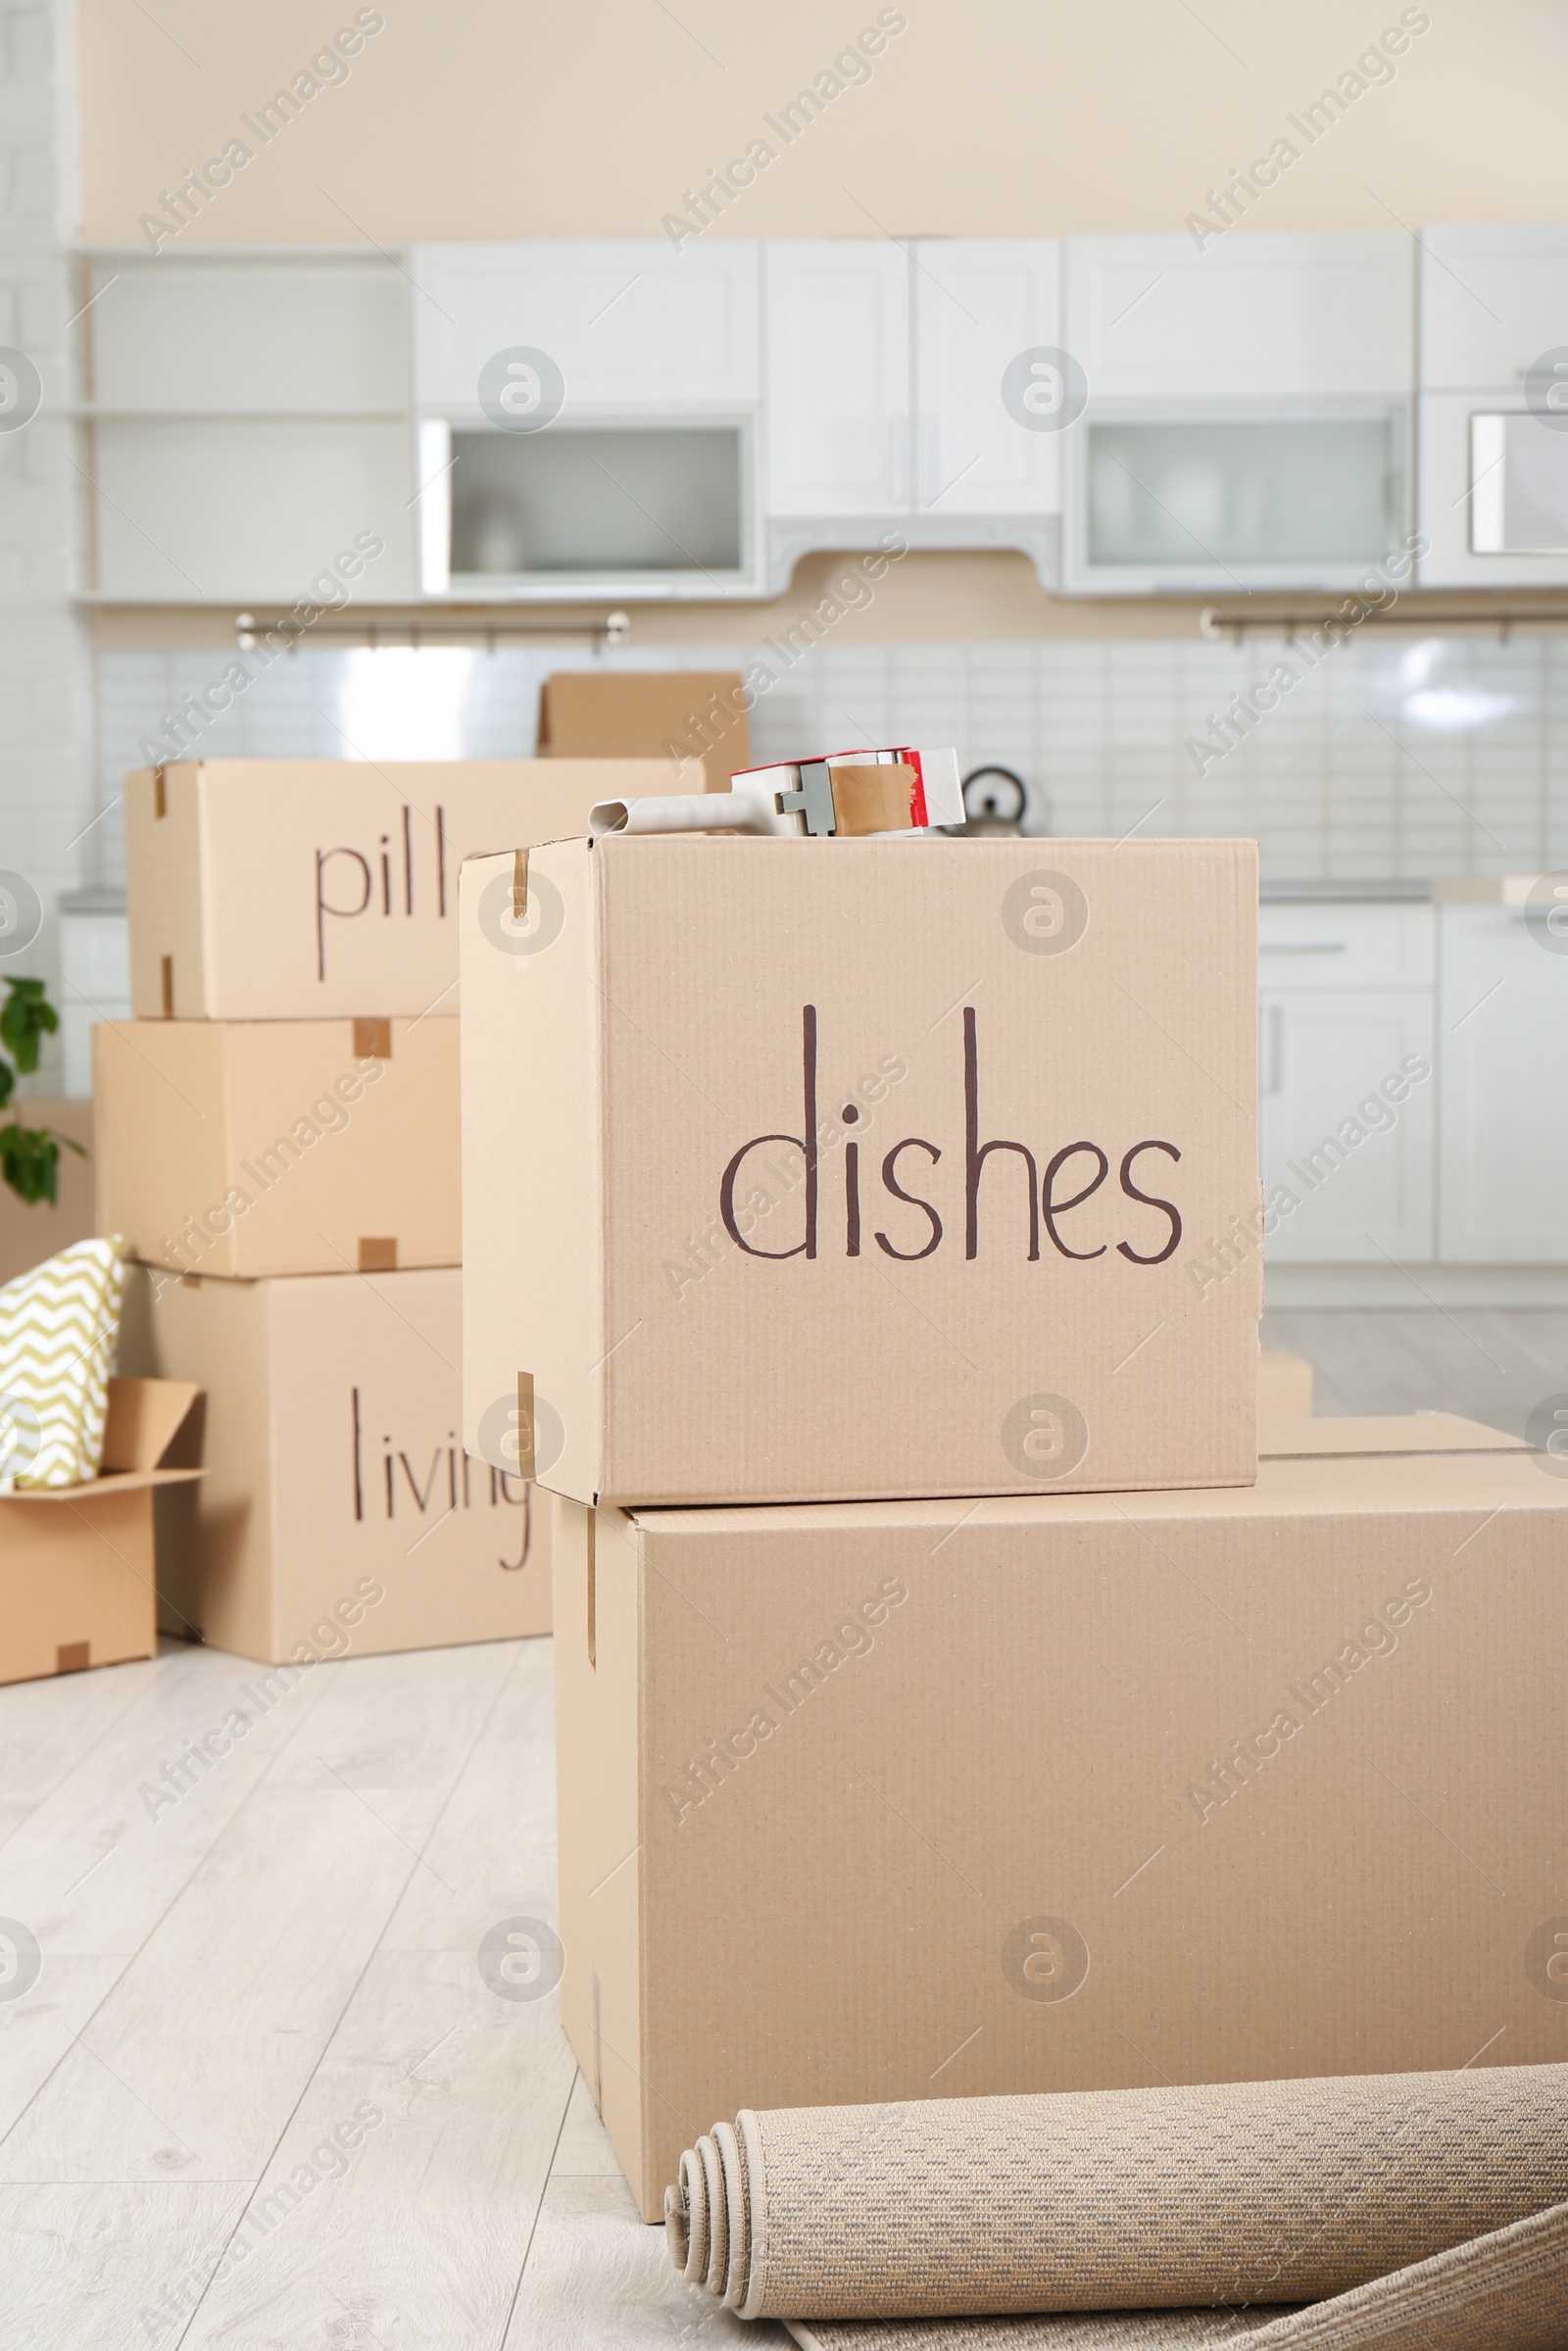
[0,1236,125,1491]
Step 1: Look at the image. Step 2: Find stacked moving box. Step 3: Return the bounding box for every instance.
[100,756,674,1666]
[459,824,1568,2221]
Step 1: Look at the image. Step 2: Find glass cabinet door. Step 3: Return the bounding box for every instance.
[1470,414,1568,554]
[448,424,746,579]
[1084,415,1400,574]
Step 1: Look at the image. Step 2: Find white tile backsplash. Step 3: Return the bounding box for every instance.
[91,626,1568,887]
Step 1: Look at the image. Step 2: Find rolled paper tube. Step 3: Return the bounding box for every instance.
[664,2065,1568,2325]
[588,788,794,838]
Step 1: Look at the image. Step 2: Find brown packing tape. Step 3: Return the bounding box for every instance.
[829,764,918,838]
[358,1238,398,1272]
[516,1370,537,1480]
[160,955,173,1018]
[153,766,167,819]
[514,847,529,921]
[353,1017,392,1060]
[586,1508,597,1668]
[55,1641,89,1673]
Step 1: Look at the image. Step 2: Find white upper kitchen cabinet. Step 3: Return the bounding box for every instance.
[91,418,416,603]
[1439,897,1568,1263]
[1059,234,1412,594]
[1063,232,1413,400]
[80,254,417,601]
[912,241,1060,515]
[763,241,909,515]
[1415,391,1568,588]
[87,254,410,414]
[1416,228,1568,587]
[411,241,760,412]
[1420,223,1568,391]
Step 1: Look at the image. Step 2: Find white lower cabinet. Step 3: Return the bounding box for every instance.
[1260,899,1568,1269]
[1260,988,1436,1264]
[1439,903,1568,1261]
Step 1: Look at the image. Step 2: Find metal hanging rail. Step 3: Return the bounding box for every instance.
[1200,600,1568,643]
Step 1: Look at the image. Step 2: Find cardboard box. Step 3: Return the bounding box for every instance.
[93,1016,458,1279]
[0,1378,200,1687]
[0,1098,94,1288]
[124,758,681,1021]
[553,1414,1566,2218]
[463,836,1260,1506]
[122,1266,548,1664]
[1260,1347,1314,1417]
[537,671,749,796]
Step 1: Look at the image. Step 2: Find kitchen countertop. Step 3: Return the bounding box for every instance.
[1260,879,1432,902]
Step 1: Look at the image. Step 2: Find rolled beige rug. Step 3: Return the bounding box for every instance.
[664,2065,1568,2327]
[786,2197,1568,2347]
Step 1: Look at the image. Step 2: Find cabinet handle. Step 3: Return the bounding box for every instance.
[916,416,940,509]
[1261,1003,1285,1095]
[1258,942,1348,955]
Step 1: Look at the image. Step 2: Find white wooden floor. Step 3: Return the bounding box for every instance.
[1259,1303,1568,1437]
[0,1632,787,2350]
[2,1309,1563,2349]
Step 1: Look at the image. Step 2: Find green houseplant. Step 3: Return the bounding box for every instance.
[0,978,85,1205]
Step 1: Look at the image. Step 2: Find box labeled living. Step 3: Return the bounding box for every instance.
[463,835,1260,1506]
[124,758,681,1020]
[94,1016,458,1279]
[553,1416,1567,2217]
[122,1266,548,1664]
[0,1378,200,1687]
[537,671,749,795]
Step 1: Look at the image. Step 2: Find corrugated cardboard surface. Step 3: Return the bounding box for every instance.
[552,1426,1568,2218]
[537,671,748,794]
[123,1266,549,1663]
[0,1486,159,1684]
[462,841,601,1506]
[0,1098,94,1288]
[123,757,678,1020]
[465,835,1260,1506]
[94,1017,459,1279]
[0,1377,200,1686]
[1259,1347,1313,1417]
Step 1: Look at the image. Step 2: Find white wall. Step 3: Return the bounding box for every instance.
[0,0,94,1087]
[74,0,1568,247]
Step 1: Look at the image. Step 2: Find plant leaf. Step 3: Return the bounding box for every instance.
[0,978,58,1078]
[0,1123,62,1205]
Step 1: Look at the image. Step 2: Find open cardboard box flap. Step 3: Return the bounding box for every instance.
[10,1377,204,1502]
